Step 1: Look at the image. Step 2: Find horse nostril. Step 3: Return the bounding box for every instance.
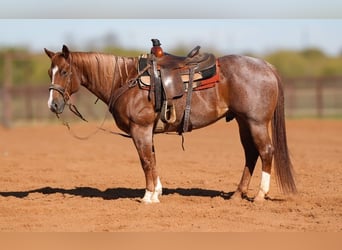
[50,101,58,113]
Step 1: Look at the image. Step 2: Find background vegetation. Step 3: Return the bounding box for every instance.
[0,44,341,125]
[1,45,342,86]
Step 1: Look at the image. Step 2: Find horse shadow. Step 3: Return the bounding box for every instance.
[0,186,235,201]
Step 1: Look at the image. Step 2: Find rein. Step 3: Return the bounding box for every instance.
[51,56,151,140]
[51,54,187,150]
[56,106,131,140]
[49,83,88,122]
[53,93,132,140]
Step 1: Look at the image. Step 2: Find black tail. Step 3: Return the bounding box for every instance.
[271,71,297,194]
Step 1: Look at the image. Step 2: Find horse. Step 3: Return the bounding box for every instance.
[44,45,297,203]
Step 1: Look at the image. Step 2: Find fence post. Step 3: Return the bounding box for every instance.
[285,79,295,117]
[1,52,13,128]
[316,78,323,118]
[25,85,34,120]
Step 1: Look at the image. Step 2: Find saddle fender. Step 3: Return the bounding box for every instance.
[160,68,185,99]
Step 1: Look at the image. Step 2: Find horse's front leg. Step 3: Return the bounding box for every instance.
[130,124,162,203]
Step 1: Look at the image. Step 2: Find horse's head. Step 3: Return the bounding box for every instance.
[44,45,81,114]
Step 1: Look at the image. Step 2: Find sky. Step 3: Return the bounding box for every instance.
[1,1,342,56]
[1,19,342,56]
[1,0,342,18]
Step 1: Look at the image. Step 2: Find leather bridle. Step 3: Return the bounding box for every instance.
[49,55,73,103]
[48,57,87,122]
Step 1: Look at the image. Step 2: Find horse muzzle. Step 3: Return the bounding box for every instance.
[48,84,67,114]
[48,97,66,114]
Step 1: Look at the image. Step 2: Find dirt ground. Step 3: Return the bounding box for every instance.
[0,119,341,232]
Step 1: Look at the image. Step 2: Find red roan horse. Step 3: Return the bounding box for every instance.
[44,45,296,203]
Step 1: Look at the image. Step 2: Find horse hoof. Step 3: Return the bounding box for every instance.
[151,192,160,203]
[141,198,152,204]
[141,197,160,204]
[230,193,245,203]
[253,197,265,203]
[151,198,160,203]
[230,190,248,200]
[230,192,242,200]
[141,190,161,204]
[254,191,267,202]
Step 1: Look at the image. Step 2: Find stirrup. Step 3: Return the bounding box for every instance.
[160,100,176,124]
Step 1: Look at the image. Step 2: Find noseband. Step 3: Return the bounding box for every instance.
[49,83,69,101]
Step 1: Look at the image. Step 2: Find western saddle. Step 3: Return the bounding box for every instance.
[139,39,217,133]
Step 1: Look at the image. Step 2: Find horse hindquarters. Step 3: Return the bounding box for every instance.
[245,71,296,200]
[223,55,296,200]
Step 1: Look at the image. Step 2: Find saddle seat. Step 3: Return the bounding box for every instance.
[157,46,215,76]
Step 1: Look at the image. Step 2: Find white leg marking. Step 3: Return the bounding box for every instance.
[151,177,163,203]
[260,171,271,194]
[142,177,163,204]
[151,191,160,203]
[155,176,163,196]
[47,66,58,109]
[142,190,154,204]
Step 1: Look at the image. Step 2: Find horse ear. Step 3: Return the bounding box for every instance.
[44,48,55,58]
[62,45,70,59]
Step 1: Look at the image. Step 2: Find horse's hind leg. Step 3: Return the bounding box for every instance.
[232,118,259,200]
[130,124,162,203]
[249,121,274,201]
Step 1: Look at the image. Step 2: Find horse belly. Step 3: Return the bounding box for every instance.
[171,87,228,131]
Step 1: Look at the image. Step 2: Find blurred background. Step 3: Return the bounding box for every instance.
[1,18,342,127]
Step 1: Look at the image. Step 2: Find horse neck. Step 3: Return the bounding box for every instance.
[71,52,139,105]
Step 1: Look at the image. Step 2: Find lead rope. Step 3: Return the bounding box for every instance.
[59,57,130,139]
[56,55,113,139]
[59,57,151,140]
[58,98,132,140]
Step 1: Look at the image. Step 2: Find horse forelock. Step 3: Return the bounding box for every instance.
[49,52,68,69]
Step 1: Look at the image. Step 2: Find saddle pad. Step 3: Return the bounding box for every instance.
[138,55,217,86]
[139,65,219,91]
[140,72,203,85]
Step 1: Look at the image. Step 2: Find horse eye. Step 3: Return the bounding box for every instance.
[61,70,68,76]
